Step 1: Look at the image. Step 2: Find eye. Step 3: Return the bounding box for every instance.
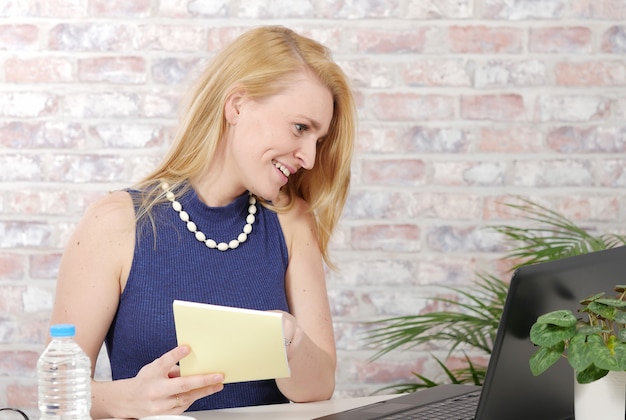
[293,123,309,136]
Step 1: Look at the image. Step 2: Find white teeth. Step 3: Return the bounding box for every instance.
[273,161,290,177]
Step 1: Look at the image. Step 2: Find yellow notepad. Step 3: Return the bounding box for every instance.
[172,300,291,384]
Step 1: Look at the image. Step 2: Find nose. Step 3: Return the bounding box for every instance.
[295,137,317,170]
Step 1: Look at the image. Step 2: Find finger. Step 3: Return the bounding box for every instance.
[152,345,190,374]
[168,365,181,378]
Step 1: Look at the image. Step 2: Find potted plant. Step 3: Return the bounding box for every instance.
[365,198,626,393]
[529,286,626,419]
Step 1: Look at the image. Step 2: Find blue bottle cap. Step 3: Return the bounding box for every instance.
[50,324,76,338]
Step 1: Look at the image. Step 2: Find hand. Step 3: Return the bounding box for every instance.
[124,345,224,417]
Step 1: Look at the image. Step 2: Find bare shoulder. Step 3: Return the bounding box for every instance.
[77,190,135,238]
[275,195,319,250]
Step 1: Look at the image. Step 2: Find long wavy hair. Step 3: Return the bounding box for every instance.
[134,25,356,266]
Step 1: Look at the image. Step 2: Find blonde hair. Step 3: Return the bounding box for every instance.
[135,25,356,266]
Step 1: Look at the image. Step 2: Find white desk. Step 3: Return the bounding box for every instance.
[189,395,398,420]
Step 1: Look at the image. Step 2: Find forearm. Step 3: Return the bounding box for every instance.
[90,379,128,419]
[276,328,336,402]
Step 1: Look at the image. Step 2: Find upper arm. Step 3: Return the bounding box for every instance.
[277,197,336,364]
[50,190,135,369]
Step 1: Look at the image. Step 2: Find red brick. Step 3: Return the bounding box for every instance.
[3,0,87,18]
[340,58,394,89]
[400,59,471,87]
[547,126,626,153]
[0,254,25,280]
[5,57,73,83]
[362,159,426,186]
[151,57,203,85]
[0,350,39,376]
[478,126,544,152]
[0,121,85,148]
[407,0,472,18]
[90,123,170,148]
[449,26,523,53]
[411,193,483,220]
[318,1,403,18]
[327,288,359,317]
[529,27,592,53]
[555,60,626,86]
[351,224,421,252]
[432,161,506,186]
[536,95,612,122]
[602,26,626,54]
[569,0,626,19]
[143,92,182,118]
[30,254,62,279]
[0,286,26,312]
[461,94,526,121]
[136,25,208,52]
[513,159,594,187]
[89,0,151,17]
[368,93,455,121]
[0,24,38,50]
[480,0,566,19]
[7,190,69,215]
[416,255,478,286]
[0,221,53,248]
[59,92,139,118]
[475,60,548,87]
[353,28,429,53]
[48,23,134,51]
[557,196,619,222]
[7,383,38,410]
[0,154,44,182]
[78,56,146,84]
[426,225,503,252]
[406,127,471,153]
[0,92,58,118]
[48,154,126,182]
[598,159,626,187]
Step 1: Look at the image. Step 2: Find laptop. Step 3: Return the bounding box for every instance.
[316,246,626,420]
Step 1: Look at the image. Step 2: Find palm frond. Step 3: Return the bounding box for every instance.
[365,197,626,392]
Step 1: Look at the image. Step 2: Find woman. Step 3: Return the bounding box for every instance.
[48,25,356,419]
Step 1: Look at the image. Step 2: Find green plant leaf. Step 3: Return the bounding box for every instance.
[576,364,609,384]
[587,301,618,320]
[595,298,626,308]
[619,328,626,343]
[529,343,565,376]
[567,333,600,371]
[529,322,576,347]
[534,310,577,327]
[580,293,605,305]
[588,340,626,371]
[614,312,626,324]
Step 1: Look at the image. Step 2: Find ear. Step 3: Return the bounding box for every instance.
[224,88,246,125]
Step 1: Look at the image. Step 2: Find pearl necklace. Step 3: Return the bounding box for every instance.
[160,182,257,251]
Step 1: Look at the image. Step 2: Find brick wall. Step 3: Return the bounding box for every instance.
[1,0,625,413]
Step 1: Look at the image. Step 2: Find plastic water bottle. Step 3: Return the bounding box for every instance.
[37,324,92,420]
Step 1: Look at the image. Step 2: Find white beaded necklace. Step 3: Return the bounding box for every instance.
[160,182,257,251]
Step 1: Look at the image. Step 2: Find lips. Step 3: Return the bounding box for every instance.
[272,160,291,178]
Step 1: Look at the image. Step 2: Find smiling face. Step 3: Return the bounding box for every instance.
[221,71,334,201]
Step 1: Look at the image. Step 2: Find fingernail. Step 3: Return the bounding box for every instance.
[212,374,224,382]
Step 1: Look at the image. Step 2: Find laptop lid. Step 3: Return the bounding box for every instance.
[475,245,626,419]
[316,246,626,420]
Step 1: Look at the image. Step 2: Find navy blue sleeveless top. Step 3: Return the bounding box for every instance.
[105,186,290,411]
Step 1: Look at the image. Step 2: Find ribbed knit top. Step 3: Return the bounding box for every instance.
[105,186,290,411]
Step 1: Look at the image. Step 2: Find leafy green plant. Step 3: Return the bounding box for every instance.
[366,198,626,393]
[529,286,626,384]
